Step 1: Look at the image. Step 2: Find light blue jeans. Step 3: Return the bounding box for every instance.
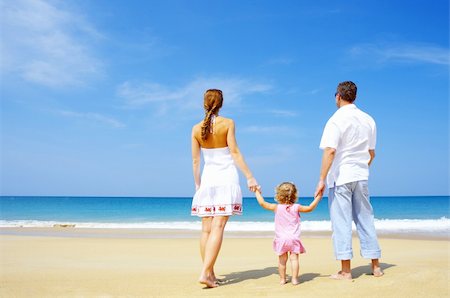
[328,180,381,260]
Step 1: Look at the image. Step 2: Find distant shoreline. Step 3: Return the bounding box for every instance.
[1,217,448,239]
[1,227,448,241]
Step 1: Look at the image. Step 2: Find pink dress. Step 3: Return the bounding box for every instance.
[273,204,306,255]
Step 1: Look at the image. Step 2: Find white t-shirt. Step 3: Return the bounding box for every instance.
[319,104,376,188]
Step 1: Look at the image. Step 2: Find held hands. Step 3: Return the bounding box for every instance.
[247,177,261,193]
[314,180,325,199]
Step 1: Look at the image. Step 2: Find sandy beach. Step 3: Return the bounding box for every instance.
[0,228,448,298]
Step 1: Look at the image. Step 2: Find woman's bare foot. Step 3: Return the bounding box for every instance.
[212,271,227,284]
[199,276,218,288]
[291,277,300,285]
[330,271,352,280]
[279,278,287,285]
[215,278,227,285]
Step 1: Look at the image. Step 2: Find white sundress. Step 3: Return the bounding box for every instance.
[191,147,243,217]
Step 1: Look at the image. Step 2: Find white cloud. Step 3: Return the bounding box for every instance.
[1,0,103,88]
[117,76,272,112]
[268,109,298,117]
[56,110,125,128]
[243,125,294,134]
[246,146,296,167]
[306,89,320,95]
[117,82,184,105]
[350,43,449,66]
[265,57,295,65]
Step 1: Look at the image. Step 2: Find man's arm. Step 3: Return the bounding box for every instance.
[368,149,375,166]
[314,147,336,197]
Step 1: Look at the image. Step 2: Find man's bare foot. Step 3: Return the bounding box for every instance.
[291,277,300,285]
[372,267,384,277]
[330,271,352,280]
[199,276,218,288]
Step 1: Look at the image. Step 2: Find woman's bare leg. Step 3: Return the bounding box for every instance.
[200,217,215,279]
[199,216,229,287]
[200,217,212,259]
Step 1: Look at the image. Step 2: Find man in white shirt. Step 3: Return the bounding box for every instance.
[315,81,383,280]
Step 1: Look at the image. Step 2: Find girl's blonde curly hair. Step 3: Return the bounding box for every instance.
[274,182,298,205]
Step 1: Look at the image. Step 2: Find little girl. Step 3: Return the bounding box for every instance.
[255,182,322,285]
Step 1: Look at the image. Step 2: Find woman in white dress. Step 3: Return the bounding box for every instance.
[191,89,259,288]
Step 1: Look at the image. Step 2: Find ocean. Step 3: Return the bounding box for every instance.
[0,196,449,238]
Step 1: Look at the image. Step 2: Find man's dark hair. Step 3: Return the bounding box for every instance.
[337,81,357,103]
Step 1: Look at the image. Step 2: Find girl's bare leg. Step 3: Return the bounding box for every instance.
[199,216,229,288]
[290,253,300,285]
[278,253,288,285]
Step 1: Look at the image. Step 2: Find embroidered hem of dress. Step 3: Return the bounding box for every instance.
[191,203,242,217]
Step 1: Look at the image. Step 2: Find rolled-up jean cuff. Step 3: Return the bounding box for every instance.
[335,251,353,260]
[361,249,382,259]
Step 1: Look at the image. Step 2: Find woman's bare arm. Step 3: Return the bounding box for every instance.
[226,119,258,190]
[191,126,201,190]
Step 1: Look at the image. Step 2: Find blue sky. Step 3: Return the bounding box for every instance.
[1,0,448,197]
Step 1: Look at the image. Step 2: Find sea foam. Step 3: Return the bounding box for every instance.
[1,218,448,237]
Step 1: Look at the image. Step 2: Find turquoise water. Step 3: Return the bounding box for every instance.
[0,196,448,236]
[1,196,449,222]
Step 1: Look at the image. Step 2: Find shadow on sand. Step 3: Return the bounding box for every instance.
[215,268,323,287]
[207,262,396,288]
[350,262,396,279]
[299,272,322,283]
[218,267,278,286]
